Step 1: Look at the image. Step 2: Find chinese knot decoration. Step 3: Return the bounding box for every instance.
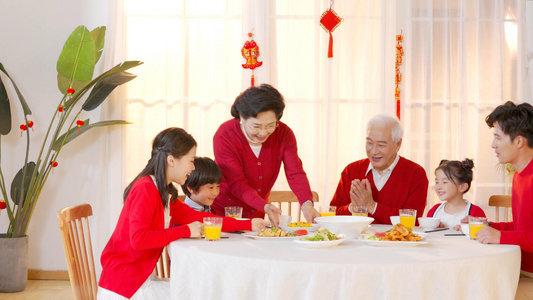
[241,31,263,86]
[320,1,343,58]
[395,32,404,120]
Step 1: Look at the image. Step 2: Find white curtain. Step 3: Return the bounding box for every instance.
[96,0,526,268]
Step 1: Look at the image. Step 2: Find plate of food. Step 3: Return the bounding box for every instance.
[293,229,347,249]
[242,227,304,239]
[280,222,320,232]
[359,224,428,247]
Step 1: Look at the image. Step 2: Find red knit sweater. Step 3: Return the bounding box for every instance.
[330,157,428,224]
[212,119,312,218]
[491,158,533,272]
[99,176,251,298]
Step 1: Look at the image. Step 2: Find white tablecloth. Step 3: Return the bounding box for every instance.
[169,225,521,300]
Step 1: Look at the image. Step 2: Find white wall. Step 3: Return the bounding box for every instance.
[0,0,110,271]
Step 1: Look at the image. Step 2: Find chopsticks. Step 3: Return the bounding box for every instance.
[424,228,449,233]
[444,233,466,236]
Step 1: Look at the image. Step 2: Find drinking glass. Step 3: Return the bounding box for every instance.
[399,209,417,230]
[320,206,336,217]
[352,206,368,217]
[224,206,243,219]
[469,216,487,240]
[203,217,223,241]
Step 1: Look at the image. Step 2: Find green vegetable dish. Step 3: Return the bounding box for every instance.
[302,229,339,241]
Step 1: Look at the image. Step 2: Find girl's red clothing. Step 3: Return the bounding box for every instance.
[99,176,251,298]
[330,157,428,224]
[491,159,533,272]
[212,119,312,218]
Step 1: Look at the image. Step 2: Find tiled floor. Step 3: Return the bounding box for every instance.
[0,280,72,300]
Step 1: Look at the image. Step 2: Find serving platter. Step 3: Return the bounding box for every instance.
[241,232,296,239]
[293,234,347,249]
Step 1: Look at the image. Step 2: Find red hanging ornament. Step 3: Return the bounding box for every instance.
[76,119,85,133]
[50,161,58,174]
[241,31,263,86]
[320,1,343,58]
[67,87,75,99]
[27,120,34,131]
[58,105,64,112]
[19,124,27,136]
[395,31,404,120]
[0,200,6,210]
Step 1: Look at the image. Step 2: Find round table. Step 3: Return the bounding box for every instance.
[169,225,520,300]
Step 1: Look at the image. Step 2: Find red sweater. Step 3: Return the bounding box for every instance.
[330,157,428,224]
[212,119,312,218]
[491,159,533,272]
[99,176,251,298]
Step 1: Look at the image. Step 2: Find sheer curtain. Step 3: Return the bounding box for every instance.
[98,0,525,255]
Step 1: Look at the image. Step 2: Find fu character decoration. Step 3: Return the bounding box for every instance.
[241,31,263,86]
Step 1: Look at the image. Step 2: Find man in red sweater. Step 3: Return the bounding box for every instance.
[476,101,533,299]
[330,114,428,224]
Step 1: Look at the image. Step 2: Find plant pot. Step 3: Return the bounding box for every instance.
[0,234,28,292]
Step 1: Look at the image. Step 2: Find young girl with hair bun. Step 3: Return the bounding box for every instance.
[428,158,486,230]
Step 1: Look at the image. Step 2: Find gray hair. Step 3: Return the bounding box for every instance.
[366,114,403,143]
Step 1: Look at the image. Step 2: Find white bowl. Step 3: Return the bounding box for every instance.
[390,216,400,225]
[461,223,470,236]
[315,216,374,239]
[418,217,440,230]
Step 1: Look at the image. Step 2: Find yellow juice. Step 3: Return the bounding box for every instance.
[400,215,416,229]
[204,225,221,240]
[321,211,336,217]
[352,213,368,217]
[469,223,485,239]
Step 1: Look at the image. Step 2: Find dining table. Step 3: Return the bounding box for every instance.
[168,224,521,300]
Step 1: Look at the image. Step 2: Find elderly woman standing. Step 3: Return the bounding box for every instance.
[212,84,320,226]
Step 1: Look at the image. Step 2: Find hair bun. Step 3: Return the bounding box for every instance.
[461,158,474,170]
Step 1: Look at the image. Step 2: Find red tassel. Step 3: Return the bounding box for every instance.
[396,99,401,120]
[328,32,333,58]
[251,74,255,86]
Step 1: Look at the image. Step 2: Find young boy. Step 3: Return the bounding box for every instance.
[181,157,221,213]
[477,101,533,299]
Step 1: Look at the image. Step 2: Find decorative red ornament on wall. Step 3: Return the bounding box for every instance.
[395,32,404,120]
[320,1,343,58]
[241,31,263,86]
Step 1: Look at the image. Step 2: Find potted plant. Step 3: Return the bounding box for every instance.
[0,25,142,292]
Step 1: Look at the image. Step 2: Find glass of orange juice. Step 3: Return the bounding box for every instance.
[320,206,336,217]
[352,206,368,217]
[469,216,487,240]
[203,217,223,241]
[399,209,416,230]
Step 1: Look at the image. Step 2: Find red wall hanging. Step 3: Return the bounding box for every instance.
[320,1,343,58]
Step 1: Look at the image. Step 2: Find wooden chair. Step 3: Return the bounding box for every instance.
[488,195,512,222]
[269,191,319,222]
[154,246,170,279]
[57,203,97,300]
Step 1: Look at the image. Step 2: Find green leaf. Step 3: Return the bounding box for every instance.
[52,119,132,151]
[91,26,106,64]
[0,68,12,135]
[56,26,96,94]
[83,72,137,111]
[63,61,143,110]
[0,63,32,136]
[10,162,37,205]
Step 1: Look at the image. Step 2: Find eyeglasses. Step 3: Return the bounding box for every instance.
[245,121,278,134]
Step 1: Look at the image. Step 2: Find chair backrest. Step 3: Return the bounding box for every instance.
[488,195,512,222]
[154,246,171,279]
[269,191,319,222]
[57,203,97,300]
